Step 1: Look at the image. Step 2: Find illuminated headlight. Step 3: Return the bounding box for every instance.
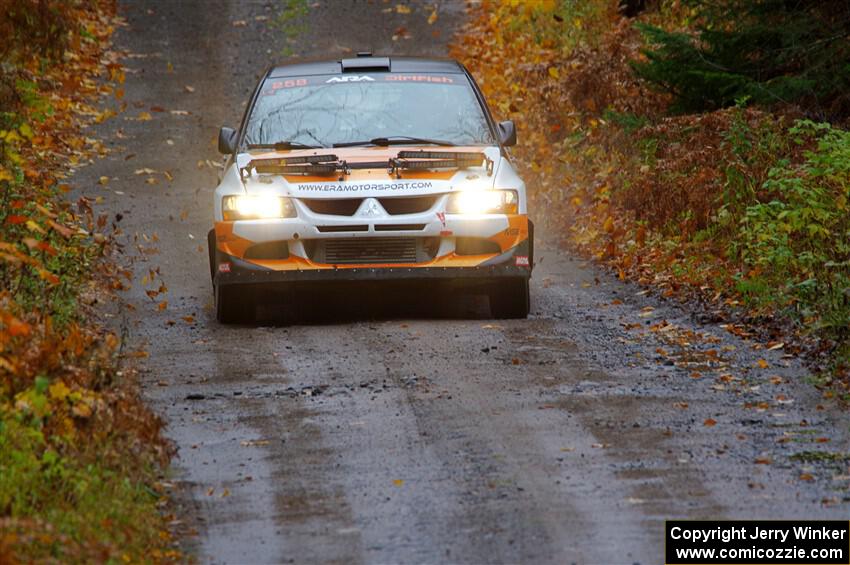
[446,190,518,215]
[222,195,295,220]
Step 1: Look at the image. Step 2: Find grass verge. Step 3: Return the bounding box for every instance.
[0,1,179,561]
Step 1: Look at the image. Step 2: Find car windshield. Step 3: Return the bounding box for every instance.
[244,73,496,148]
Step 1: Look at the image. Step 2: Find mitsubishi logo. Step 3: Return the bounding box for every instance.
[358,198,383,217]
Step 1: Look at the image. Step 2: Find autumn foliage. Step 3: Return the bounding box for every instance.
[0,1,178,561]
[454,1,850,390]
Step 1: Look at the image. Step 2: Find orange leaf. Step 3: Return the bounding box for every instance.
[47,220,74,239]
[7,317,31,337]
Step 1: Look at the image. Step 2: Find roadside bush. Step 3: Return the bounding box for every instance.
[456,0,850,386]
[0,0,74,61]
[0,0,180,560]
[633,0,850,118]
[731,121,850,349]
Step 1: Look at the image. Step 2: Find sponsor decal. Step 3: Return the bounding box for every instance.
[218,262,232,273]
[436,212,452,234]
[385,75,455,83]
[271,79,308,89]
[326,75,375,83]
[515,255,530,267]
[262,74,463,95]
[297,181,434,192]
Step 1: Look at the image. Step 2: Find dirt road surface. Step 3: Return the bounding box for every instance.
[74,1,849,563]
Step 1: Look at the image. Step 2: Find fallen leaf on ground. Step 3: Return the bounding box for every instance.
[240,439,270,447]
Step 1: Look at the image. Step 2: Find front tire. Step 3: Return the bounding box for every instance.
[489,278,530,319]
[215,283,254,324]
[207,229,217,283]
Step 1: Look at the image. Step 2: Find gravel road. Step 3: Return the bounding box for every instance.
[73,1,849,563]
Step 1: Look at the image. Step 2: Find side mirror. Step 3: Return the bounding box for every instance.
[497,120,517,147]
[218,126,238,155]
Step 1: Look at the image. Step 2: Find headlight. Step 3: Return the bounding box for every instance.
[222,195,296,220]
[446,190,518,215]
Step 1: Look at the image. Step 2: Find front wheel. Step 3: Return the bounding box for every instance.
[489,278,530,319]
[215,283,254,324]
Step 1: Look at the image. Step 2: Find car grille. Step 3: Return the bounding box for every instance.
[306,237,438,264]
[299,195,439,216]
[301,198,362,216]
[378,196,438,215]
[324,238,416,264]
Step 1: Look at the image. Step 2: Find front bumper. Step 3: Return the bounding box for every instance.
[215,262,530,287]
[212,212,533,287]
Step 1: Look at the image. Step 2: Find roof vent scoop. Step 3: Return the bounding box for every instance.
[340,55,390,72]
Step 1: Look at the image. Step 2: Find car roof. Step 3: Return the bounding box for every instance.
[267,55,465,78]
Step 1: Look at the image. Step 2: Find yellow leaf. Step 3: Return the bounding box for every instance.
[757,359,768,369]
[72,402,92,418]
[603,216,614,233]
[427,9,438,25]
[548,66,559,79]
[137,111,153,121]
[25,220,46,234]
[393,479,404,486]
[18,123,34,140]
[49,381,71,401]
[99,176,110,185]
[395,4,411,14]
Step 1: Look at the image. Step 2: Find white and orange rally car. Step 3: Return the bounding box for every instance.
[208,54,533,323]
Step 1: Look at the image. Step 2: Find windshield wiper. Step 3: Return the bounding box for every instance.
[333,136,456,148]
[246,141,322,150]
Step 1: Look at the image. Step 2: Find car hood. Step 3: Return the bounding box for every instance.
[235,146,503,199]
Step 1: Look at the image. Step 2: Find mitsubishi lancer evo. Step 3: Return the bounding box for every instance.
[208,54,533,323]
